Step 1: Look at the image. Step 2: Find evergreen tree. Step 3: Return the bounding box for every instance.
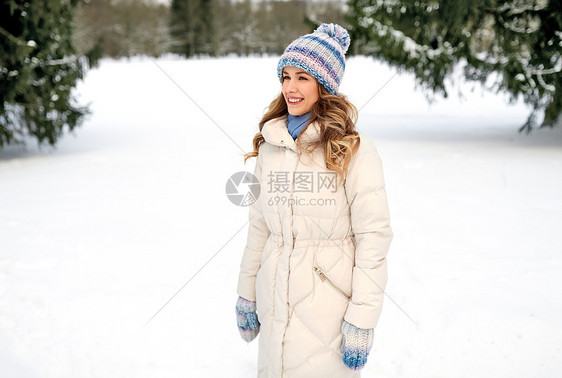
[214,0,235,55]
[170,0,216,57]
[197,0,217,55]
[231,0,260,55]
[73,0,117,58]
[0,0,96,148]
[346,0,562,133]
[258,0,310,54]
[305,0,347,30]
[74,0,172,59]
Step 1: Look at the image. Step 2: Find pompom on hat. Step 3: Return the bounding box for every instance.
[277,23,350,95]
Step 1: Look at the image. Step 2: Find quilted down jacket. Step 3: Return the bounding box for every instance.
[237,115,393,377]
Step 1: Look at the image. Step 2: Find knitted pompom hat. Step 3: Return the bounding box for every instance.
[277,23,350,95]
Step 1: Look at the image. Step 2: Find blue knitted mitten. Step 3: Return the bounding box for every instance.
[340,320,374,370]
[235,296,260,342]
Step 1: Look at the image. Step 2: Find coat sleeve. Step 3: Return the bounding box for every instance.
[236,150,271,302]
[343,135,393,330]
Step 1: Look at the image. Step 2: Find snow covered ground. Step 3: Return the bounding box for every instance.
[1,55,561,377]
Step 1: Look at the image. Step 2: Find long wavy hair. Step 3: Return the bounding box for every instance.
[243,84,360,188]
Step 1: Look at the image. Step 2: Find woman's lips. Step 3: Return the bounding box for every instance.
[287,97,304,105]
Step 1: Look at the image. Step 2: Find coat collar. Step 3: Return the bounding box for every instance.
[261,115,322,153]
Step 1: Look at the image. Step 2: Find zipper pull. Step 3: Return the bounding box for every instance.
[314,266,326,281]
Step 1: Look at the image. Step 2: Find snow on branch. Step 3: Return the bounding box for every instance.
[521,58,558,92]
[495,0,548,15]
[472,51,558,93]
[358,17,456,60]
[535,72,555,92]
[497,13,541,34]
[42,56,79,67]
[527,62,562,76]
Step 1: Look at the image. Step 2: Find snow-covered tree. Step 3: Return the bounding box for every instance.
[0,0,96,148]
[346,0,562,132]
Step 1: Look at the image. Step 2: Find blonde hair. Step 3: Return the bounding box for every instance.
[244,84,360,188]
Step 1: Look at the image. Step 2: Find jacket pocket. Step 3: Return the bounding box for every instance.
[313,266,351,300]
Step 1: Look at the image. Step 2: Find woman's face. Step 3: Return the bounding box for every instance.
[281,66,319,116]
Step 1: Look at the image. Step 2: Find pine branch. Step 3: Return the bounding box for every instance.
[361,18,456,60]
[473,51,558,93]
[480,0,549,16]
[496,0,549,15]
[535,72,555,92]
[0,25,27,47]
[497,13,541,34]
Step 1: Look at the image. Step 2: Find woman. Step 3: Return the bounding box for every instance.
[235,23,393,377]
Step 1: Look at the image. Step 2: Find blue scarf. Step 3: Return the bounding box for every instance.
[287,112,311,140]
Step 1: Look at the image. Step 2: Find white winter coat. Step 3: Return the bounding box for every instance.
[237,115,393,377]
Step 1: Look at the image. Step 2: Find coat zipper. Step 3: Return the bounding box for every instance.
[313,266,351,300]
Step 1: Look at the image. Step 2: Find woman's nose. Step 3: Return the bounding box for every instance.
[286,79,297,92]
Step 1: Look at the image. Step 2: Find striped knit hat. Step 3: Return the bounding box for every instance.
[277,23,350,95]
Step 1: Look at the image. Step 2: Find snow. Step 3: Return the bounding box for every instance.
[365,18,455,60]
[1,55,562,377]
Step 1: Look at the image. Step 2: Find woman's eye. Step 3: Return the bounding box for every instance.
[282,76,290,80]
[299,76,308,80]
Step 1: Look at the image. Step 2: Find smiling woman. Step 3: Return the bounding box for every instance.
[235,23,394,378]
[281,67,320,116]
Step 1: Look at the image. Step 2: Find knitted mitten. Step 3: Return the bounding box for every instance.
[235,296,260,342]
[340,320,374,370]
